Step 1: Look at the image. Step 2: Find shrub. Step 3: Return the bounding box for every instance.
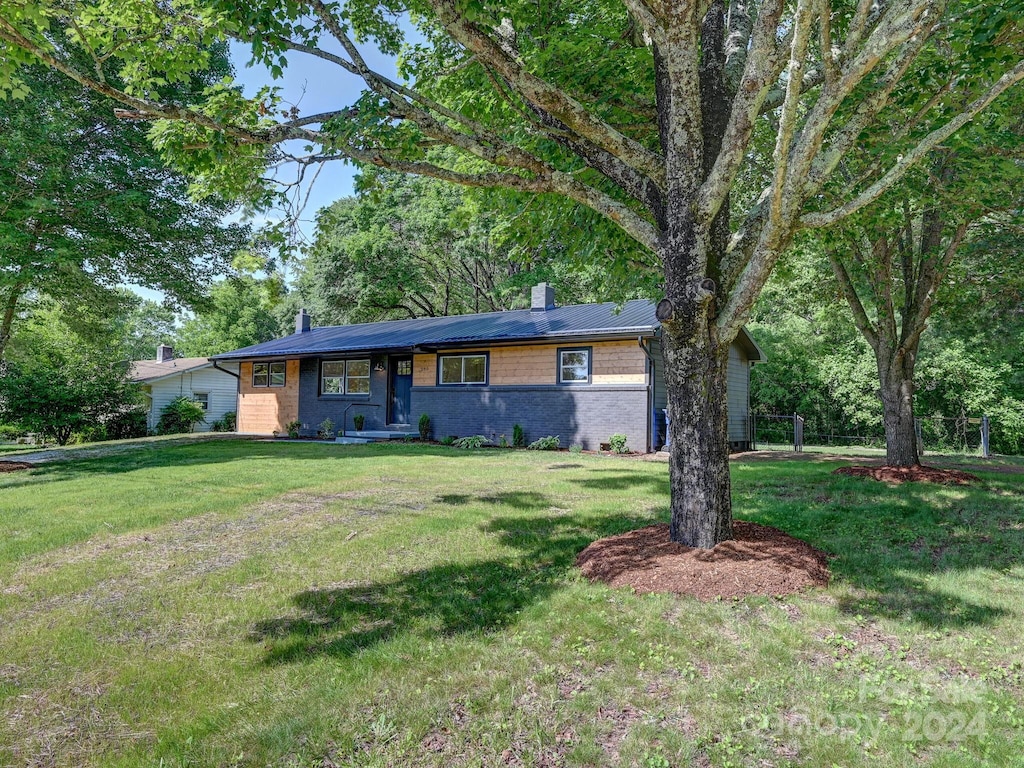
[418,413,431,440]
[317,418,335,439]
[498,434,509,448]
[569,443,583,454]
[104,407,149,440]
[440,435,457,446]
[286,420,302,439]
[527,435,560,450]
[211,411,237,432]
[512,423,525,447]
[608,433,630,453]
[156,397,207,435]
[452,435,489,449]
[353,413,365,431]
[0,424,24,440]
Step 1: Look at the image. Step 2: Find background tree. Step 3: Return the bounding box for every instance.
[749,231,1024,456]
[176,271,291,357]
[5,0,1023,545]
[297,171,620,325]
[0,301,147,444]
[0,58,248,360]
[819,85,1024,465]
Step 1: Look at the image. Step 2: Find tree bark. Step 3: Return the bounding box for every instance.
[661,315,733,548]
[877,346,920,467]
[0,282,24,362]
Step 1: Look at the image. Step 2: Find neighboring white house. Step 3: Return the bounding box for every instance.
[129,345,239,433]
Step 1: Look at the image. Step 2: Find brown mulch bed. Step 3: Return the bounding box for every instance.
[832,464,980,485]
[0,461,33,473]
[576,521,830,601]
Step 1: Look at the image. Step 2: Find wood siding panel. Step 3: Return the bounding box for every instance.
[237,359,300,434]
[413,341,646,387]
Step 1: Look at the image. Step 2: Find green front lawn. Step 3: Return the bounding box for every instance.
[1,441,1022,767]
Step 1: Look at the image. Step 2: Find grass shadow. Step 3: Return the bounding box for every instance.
[737,465,1024,628]
[250,508,659,665]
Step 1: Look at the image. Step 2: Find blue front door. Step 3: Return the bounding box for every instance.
[389,357,413,425]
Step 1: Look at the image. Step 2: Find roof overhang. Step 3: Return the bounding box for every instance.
[210,329,660,361]
[736,327,766,363]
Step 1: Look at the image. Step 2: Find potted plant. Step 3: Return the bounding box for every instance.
[353,413,365,431]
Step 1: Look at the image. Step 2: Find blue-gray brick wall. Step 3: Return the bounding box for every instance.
[410,385,648,451]
[297,355,390,434]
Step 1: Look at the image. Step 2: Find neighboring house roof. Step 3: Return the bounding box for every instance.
[212,300,765,363]
[129,357,213,384]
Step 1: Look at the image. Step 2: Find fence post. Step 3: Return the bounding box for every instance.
[915,418,924,457]
[794,413,804,452]
[750,413,757,451]
[981,415,990,459]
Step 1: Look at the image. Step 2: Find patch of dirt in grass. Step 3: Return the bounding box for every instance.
[833,464,980,485]
[0,460,32,473]
[576,522,830,601]
[595,704,643,762]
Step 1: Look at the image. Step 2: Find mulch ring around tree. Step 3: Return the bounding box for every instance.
[577,521,830,601]
[0,461,33,473]
[832,464,980,485]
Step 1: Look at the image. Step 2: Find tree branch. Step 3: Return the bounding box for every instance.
[802,60,1024,227]
[827,249,879,350]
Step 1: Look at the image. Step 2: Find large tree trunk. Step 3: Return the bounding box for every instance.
[877,347,919,467]
[661,311,733,548]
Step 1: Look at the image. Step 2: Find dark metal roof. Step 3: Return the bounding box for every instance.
[211,299,763,361]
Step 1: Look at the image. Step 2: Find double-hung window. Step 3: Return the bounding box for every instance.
[321,359,371,395]
[192,392,210,411]
[253,361,286,387]
[438,353,487,385]
[558,348,591,384]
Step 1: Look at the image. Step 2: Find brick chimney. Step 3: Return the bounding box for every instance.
[157,344,174,362]
[531,283,555,312]
[296,308,311,333]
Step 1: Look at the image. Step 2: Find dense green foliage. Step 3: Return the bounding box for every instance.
[296,172,630,326]
[155,396,208,435]
[0,61,248,359]
[750,243,1024,454]
[0,302,147,445]
[176,272,291,357]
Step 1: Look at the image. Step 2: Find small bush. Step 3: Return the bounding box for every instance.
[286,420,302,439]
[353,413,365,431]
[452,435,489,449]
[317,418,335,439]
[211,411,237,432]
[440,435,457,446]
[498,434,509,448]
[156,397,207,435]
[418,413,431,440]
[527,435,560,451]
[512,423,525,447]
[608,433,630,453]
[569,443,583,454]
[0,424,24,440]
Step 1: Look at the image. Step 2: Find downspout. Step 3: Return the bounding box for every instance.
[638,337,655,453]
